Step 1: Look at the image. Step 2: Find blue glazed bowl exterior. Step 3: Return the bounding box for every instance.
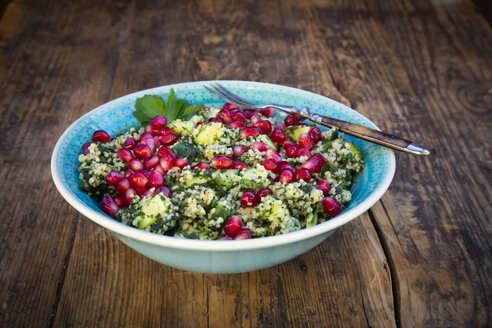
[51,81,395,274]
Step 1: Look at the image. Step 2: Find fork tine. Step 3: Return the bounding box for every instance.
[203,85,230,103]
[214,83,257,107]
[206,84,250,107]
[212,83,252,107]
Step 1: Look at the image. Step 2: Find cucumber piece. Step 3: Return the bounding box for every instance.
[285,125,312,142]
[214,169,240,190]
[168,119,194,136]
[193,122,225,145]
[346,142,363,161]
[240,166,269,190]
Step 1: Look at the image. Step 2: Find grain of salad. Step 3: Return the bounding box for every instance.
[78,89,364,240]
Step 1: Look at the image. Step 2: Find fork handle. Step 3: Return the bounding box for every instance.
[306,112,430,155]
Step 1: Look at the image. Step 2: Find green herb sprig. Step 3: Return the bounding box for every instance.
[132,88,204,125]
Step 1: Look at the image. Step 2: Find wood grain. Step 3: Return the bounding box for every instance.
[0,0,490,327]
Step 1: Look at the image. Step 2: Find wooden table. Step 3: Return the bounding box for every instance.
[1,0,491,327]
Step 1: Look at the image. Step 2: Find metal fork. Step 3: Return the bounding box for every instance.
[205,83,430,155]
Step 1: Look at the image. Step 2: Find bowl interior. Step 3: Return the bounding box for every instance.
[52,81,394,246]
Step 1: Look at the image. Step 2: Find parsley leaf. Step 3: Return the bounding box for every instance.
[135,95,165,120]
[132,88,204,126]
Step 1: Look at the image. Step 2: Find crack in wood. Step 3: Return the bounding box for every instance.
[368,207,402,328]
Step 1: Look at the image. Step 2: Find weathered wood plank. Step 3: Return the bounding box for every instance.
[297,0,492,326]
[0,0,135,327]
[53,0,395,327]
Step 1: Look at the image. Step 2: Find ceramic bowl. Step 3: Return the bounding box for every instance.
[51,81,395,274]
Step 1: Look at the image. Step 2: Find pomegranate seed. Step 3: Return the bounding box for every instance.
[117,148,134,162]
[124,188,138,205]
[211,156,233,169]
[243,109,256,119]
[195,121,204,128]
[208,117,224,124]
[158,127,174,136]
[285,146,298,158]
[275,122,286,129]
[265,149,282,163]
[135,186,148,195]
[175,157,189,168]
[251,141,268,152]
[258,188,273,199]
[278,161,294,172]
[155,187,171,197]
[159,153,175,171]
[279,170,294,183]
[113,195,124,208]
[150,115,167,130]
[157,146,175,159]
[250,115,262,125]
[297,147,311,158]
[124,169,135,179]
[230,111,245,123]
[153,136,161,147]
[127,159,144,171]
[141,170,152,179]
[192,162,210,170]
[92,130,111,143]
[256,120,272,134]
[229,121,246,129]
[234,228,252,240]
[233,145,248,158]
[170,166,182,172]
[240,191,258,207]
[145,124,160,135]
[140,137,156,153]
[224,215,243,238]
[141,189,155,197]
[271,129,286,144]
[298,133,314,150]
[259,107,274,117]
[153,163,165,174]
[217,110,232,124]
[300,155,323,173]
[308,126,322,143]
[232,161,247,170]
[313,153,326,164]
[283,141,297,150]
[144,155,159,170]
[130,172,148,188]
[123,137,137,150]
[284,114,300,127]
[140,132,154,140]
[105,171,124,186]
[295,168,311,182]
[82,142,91,155]
[158,132,178,146]
[133,144,152,159]
[219,236,233,240]
[99,195,119,215]
[222,103,237,111]
[322,197,342,216]
[148,171,164,188]
[317,180,331,195]
[262,159,279,172]
[117,179,131,195]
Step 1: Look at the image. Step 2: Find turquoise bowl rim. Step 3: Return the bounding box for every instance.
[51,80,395,251]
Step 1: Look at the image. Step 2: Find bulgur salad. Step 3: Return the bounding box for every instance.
[78,89,364,240]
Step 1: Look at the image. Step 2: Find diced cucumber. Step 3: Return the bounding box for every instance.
[214,169,239,190]
[193,122,225,145]
[285,125,312,142]
[240,166,269,190]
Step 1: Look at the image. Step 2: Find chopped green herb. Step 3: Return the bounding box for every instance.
[132,88,204,126]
